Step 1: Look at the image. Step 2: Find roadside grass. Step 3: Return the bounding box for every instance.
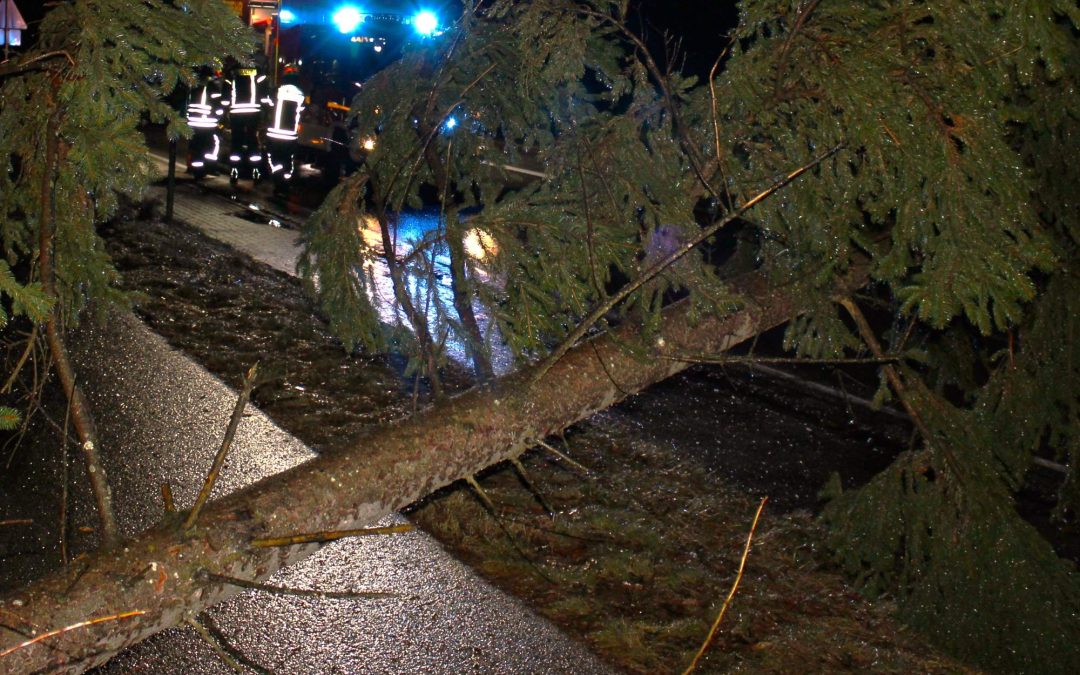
[407,414,977,674]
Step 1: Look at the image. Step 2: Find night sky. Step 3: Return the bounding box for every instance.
[637,0,740,77]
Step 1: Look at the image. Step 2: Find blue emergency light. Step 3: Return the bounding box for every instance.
[412,10,438,36]
[332,5,364,34]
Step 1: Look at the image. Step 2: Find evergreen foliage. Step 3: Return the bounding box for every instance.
[1,0,251,321]
[0,0,1075,670]
[0,1,253,421]
[302,0,1080,670]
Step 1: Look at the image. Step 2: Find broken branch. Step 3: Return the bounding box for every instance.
[683,496,768,674]
[250,523,414,548]
[0,610,145,659]
[183,363,258,531]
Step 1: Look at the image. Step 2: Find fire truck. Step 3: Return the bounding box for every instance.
[190,2,450,187]
[270,3,449,182]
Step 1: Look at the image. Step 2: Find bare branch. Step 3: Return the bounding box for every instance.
[250,524,414,548]
[187,615,275,675]
[0,610,145,659]
[683,496,768,674]
[0,51,75,79]
[536,439,593,476]
[1,325,39,394]
[836,296,965,483]
[661,353,901,366]
[183,363,258,531]
[202,572,394,600]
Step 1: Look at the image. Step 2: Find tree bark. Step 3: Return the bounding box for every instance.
[0,270,818,673]
[38,109,119,546]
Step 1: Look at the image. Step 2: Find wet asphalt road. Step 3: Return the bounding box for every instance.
[0,155,614,672]
[66,312,613,673]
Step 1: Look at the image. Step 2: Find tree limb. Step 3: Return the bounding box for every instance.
[38,108,119,545]
[0,260,867,673]
[183,363,258,532]
[534,144,843,383]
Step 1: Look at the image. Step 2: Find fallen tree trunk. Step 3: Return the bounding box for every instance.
[0,271,808,673]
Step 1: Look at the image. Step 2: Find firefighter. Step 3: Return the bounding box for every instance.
[186,66,226,179]
[264,67,305,196]
[224,62,271,185]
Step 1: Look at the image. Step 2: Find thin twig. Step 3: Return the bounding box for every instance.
[462,477,559,585]
[536,439,593,476]
[202,572,394,600]
[250,523,414,548]
[161,482,175,514]
[777,0,823,66]
[836,295,965,484]
[187,615,275,675]
[660,353,901,366]
[183,363,258,531]
[0,610,145,658]
[0,519,33,527]
[683,496,769,675]
[59,375,73,565]
[1,325,38,394]
[590,341,631,398]
[0,50,75,79]
[490,513,615,544]
[708,42,735,209]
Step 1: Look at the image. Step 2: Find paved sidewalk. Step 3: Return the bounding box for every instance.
[149,155,304,277]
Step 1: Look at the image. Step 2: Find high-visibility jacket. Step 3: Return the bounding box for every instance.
[227,68,270,116]
[187,77,225,129]
[266,84,305,141]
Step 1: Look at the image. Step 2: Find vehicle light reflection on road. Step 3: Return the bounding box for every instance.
[356,213,509,373]
[462,228,498,260]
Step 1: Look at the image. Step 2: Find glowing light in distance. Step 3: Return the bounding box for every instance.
[412,10,438,35]
[333,6,364,34]
[279,9,296,24]
[444,116,457,131]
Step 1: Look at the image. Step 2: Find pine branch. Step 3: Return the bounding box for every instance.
[534,144,843,383]
[578,5,719,200]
